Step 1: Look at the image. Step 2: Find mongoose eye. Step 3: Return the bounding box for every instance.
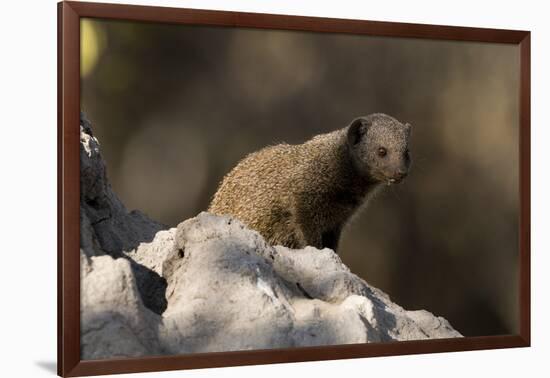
[377,147,387,157]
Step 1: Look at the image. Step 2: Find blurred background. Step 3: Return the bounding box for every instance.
[80,18,519,337]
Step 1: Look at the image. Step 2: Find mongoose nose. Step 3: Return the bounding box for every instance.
[394,170,407,179]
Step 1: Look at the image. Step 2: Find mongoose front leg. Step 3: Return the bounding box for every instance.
[321,226,342,252]
[294,219,323,249]
[301,229,323,249]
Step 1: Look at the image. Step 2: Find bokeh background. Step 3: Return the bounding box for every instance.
[80,18,519,337]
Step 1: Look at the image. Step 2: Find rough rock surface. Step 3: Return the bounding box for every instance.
[79,114,461,359]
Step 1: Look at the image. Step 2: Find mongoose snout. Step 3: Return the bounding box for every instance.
[389,169,408,184]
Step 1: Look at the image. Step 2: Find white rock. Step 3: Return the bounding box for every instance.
[80,251,163,359]
[158,212,461,353]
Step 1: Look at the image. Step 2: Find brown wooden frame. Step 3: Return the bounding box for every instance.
[58,1,531,376]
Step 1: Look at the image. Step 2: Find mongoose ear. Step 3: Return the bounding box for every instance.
[347,118,367,146]
[404,122,412,136]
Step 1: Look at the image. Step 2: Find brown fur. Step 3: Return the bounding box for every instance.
[208,113,411,251]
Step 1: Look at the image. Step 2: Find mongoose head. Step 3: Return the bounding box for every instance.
[347,113,412,185]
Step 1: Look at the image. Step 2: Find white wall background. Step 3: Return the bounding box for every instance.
[1,0,547,376]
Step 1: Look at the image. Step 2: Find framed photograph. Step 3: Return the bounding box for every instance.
[58,1,530,376]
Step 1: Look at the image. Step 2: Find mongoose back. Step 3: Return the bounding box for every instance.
[208,113,412,251]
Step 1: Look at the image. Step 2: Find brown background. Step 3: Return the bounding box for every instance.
[81,18,519,337]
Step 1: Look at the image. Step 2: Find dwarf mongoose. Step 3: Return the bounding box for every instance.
[208,113,412,251]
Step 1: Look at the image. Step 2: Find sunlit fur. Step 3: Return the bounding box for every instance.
[208,113,411,251]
